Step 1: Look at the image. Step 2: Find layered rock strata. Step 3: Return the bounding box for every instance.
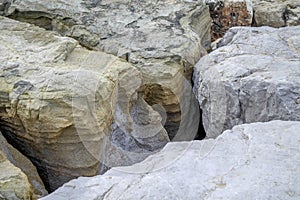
[1,0,212,138]
[0,1,213,190]
[0,16,171,191]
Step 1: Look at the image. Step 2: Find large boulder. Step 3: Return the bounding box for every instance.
[252,0,300,27]
[193,26,300,138]
[1,0,211,138]
[0,16,171,191]
[0,132,47,198]
[41,120,300,200]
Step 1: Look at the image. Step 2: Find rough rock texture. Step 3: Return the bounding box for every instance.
[0,16,172,191]
[252,0,300,27]
[205,0,253,41]
[0,153,34,200]
[42,120,300,200]
[193,26,300,138]
[0,132,47,198]
[3,0,211,55]
[0,141,35,200]
[0,1,211,189]
[1,0,210,137]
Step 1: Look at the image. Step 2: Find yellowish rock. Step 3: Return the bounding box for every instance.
[0,151,34,200]
[0,132,47,198]
[0,16,170,191]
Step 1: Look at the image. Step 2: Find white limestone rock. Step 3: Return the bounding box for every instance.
[41,120,300,200]
[193,26,300,138]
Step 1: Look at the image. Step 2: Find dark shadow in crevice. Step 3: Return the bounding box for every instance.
[0,125,51,193]
[251,10,258,27]
[8,10,54,30]
[194,107,206,140]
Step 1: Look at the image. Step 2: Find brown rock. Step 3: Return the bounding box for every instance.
[206,0,253,41]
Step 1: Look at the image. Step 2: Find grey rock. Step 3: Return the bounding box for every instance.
[0,0,10,15]
[193,26,300,138]
[252,0,300,27]
[41,120,300,200]
[4,0,211,56]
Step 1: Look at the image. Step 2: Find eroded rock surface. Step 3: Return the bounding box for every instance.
[252,0,300,27]
[4,0,211,56]
[0,16,171,191]
[193,26,300,138]
[1,0,210,137]
[42,120,300,200]
[0,1,211,189]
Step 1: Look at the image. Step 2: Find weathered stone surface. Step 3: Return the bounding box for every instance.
[4,0,211,55]
[205,0,253,41]
[0,132,47,198]
[252,0,300,27]
[0,16,172,191]
[0,146,34,199]
[1,0,210,137]
[42,120,300,200]
[193,26,300,138]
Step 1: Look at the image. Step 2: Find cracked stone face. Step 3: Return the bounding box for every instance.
[41,120,300,200]
[193,26,300,138]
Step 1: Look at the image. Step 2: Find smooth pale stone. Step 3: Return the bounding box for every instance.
[42,120,300,200]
